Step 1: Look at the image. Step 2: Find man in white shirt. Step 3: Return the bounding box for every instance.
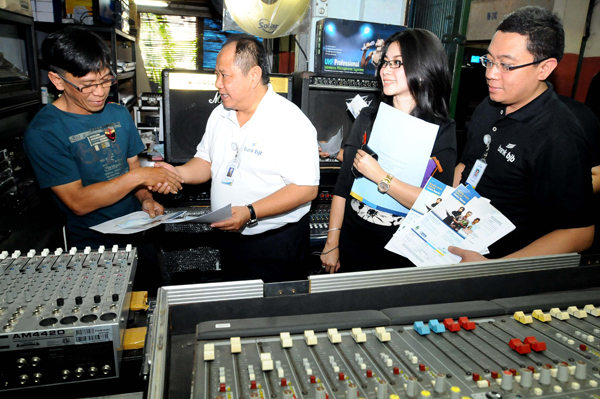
[155,34,320,282]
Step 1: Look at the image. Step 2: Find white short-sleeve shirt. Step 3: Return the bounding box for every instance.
[195,84,320,235]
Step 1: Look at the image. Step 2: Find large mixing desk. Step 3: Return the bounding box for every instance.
[145,253,600,399]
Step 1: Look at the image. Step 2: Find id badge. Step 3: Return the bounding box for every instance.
[221,158,240,186]
[465,159,487,189]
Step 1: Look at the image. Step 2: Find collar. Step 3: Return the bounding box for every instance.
[491,81,556,123]
[220,84,274,126]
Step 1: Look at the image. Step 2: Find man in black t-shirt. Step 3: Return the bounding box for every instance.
[451,6,594,260]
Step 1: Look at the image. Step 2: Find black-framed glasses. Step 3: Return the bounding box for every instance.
[380,60,404,69]
[479,56,549,73]
[58,73,117,94]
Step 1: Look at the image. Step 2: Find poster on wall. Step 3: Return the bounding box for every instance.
[314,18,405,76]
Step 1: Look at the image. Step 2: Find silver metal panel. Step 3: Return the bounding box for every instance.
[309,253,580,293]
[146,280,264,399]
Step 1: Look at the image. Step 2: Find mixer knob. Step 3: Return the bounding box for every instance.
[31,357,41,366]
[84,247,91,255]
[112,293,119,302]
[0,251,8,259]
[434,373,446,394]
[376,379,388,399]
[75,296,83,305]
[33,373,42,383]
[575,360,587,380]
[420,390,431,399]
[6,290,15,304]
[24,290,32,303]
[69,247,77,255]
[283,389,294,399]
[102,365,112,374]
[54,248,63,256]
[12,250,21,258]
[75,367,84,378]
[41,248,49,256]
[18,374,29,385]
[16,358,27,368]
[501,370,513,390]
[406,376,418,397]
[61,369,70,379]
[98,246,105,253]
[520,368,533,387]
[346,383,358,399]
[89,366,98,376]
[450,386,461,399]
[557,362,569,383]
[315,386,326,399]
[57,298,65,307]
[540,365,552,385]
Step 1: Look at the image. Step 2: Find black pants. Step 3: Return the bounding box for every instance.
[216,213,310,283]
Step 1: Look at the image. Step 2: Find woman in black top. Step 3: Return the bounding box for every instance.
[321,29,457,273]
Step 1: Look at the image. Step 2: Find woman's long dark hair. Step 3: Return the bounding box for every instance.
[376,29,451,121]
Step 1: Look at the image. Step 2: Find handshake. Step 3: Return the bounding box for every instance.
[133,162,184,195]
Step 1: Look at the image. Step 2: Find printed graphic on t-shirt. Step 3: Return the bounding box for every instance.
[68,122,127,180]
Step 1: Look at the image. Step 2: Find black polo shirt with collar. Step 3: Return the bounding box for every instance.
[460,82,593,258]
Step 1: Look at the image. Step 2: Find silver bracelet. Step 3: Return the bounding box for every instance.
[328,227,341,232]
[321,246,339,255]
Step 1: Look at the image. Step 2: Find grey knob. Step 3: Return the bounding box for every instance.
[376,380,388,399]
[540,365,552,386]
[434,373,446,394]
[315,386,326,399]
[557,362,569,383]
[575,360,587,380]
[406,376,418,397]
[500,370,513,391]
[346,383,357,399]
[520,368,533,388]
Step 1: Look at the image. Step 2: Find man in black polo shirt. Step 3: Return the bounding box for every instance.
[451,6,594,261]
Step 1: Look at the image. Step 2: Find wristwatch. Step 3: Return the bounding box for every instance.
[378,173,394,193]
[246,204,258,227]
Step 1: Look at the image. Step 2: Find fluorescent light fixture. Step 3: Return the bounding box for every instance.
[134,0,169,6]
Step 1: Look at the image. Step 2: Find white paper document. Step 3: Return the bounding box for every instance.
[90,204,233,234]
[346,94,370,118]
[318,126,343,157]
[350,103,439,216]
[385,184,515,266]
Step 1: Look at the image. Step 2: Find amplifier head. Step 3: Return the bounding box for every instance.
[292,72,381,145]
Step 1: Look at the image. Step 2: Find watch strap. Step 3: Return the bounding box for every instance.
[246,204,258,226]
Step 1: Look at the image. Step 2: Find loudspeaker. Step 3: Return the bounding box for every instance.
[292,72,380,144]
[163,69,293,164]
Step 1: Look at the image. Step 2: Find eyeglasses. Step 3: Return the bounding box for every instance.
[57,73,117,93]
[380,60,404,69]
[479,56,549,73]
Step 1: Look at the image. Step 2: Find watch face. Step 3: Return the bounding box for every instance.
[378,181,390,193]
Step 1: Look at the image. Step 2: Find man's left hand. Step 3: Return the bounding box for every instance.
[141,198,164,218]
[448,246,488,263]
[354,149,385,182]
[211,206,250,232]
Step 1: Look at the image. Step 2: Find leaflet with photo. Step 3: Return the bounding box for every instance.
[350,103,438,216]
[385,184,515,266]
[400,177,454,230]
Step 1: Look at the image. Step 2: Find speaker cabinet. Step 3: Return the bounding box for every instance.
[162,69,293,164]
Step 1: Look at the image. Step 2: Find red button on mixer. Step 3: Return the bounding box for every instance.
[393,367,400,375]
[366,370,373,378]
[310,375,317,384]
[220,383,226,392]
[339,372,345,381]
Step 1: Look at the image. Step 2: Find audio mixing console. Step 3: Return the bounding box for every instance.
[192,305,600,399]
[0,245,137,391]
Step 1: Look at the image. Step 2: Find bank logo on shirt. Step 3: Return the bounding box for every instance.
[104,127,116,142]
[497,144,516,163]
[243,143,263,156]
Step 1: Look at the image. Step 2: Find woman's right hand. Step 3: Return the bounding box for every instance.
[320,242,341,274]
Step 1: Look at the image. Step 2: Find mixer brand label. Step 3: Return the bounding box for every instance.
[215,323,231,329]
[12,330,66,339]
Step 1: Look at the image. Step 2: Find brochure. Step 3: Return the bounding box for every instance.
[386,184,515,266]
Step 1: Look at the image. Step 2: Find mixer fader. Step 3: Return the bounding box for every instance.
[192,305,600,399]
